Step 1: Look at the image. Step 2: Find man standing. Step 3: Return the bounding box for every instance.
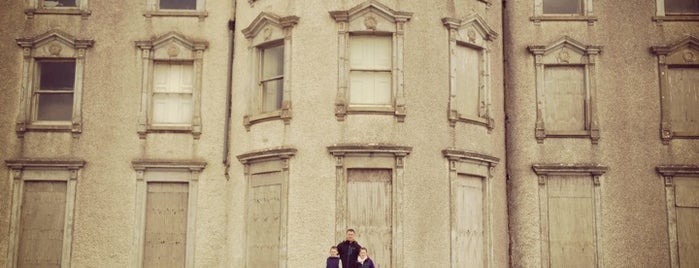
[337,229,362,268]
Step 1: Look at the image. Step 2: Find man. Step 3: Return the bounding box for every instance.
[337,229,362,268]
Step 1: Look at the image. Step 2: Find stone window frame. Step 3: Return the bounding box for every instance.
[15,30,94,138]
[653,0,699,23]
[530,0,597,25]
[143,0,208,19]
[327,143,411,268]
[25,0,91,19]
[330,0,412,122]
[656,165,699,268]
[135,32,208,139]
[241,12,299,131]
[237,147,297,268]
[5,158,85,268]
[651,36,699,144]
[528,36,601,144]
[442,15,498,130]
[442,149,499,268]
[130,159,206,268]
[533,163,607,268]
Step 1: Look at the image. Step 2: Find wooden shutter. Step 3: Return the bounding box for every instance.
[668,68,699,133]
[452,174,485,268]
[455,45,482,118]
[347,169,392,268]
[544,66,586,131]
[143,182,189,268]
[247,172,282,268]
[675,177,699,267]
[18,181,67,268]
[547,176,596,267]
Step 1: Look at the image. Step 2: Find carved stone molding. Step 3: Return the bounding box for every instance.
[237,146,298,166]
[656,165,699,186]
[532,163,608,177]
[6,158,86,170]
[131,159,207,172]
[442,148,499,167]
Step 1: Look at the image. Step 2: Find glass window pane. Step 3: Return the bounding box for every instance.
[36,93,73,121]
[153,62,193,93]
[261,79,283,112]
[349,71,391,105]
[160,0,196,10]
[152,93,192,124]
[39,61,75,91]
[350,35,392,70]
[665,0,699,14]
[543,0,582,14]
[43,0,77,7]
[262,45,284,79]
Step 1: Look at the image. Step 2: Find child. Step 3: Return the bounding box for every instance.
[326,246,342,268]
[356,247,375,268]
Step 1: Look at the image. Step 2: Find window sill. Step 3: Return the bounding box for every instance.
[144,10,208,19]
[244,111,283,131]
[347,106,395,114]
[26,124,72,131]
[653,15,699,23]
[449,114,493,130]
[25,8,91,19]
[530,16,597,25]
[139,125,200,139]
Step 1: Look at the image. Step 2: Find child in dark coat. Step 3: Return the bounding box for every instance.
[326,246,342,268]
[357,247,375,268]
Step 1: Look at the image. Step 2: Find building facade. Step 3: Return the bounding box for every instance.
[0,0,695,267]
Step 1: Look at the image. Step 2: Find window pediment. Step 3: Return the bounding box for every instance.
[652,36,699,65]
[442,14,498,47]
[242,12,299,45]
[16,30,94,58]
[136,32,208,60]
[528,36,601,65]
[330,0,412,33]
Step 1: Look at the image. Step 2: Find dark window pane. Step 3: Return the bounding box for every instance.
[39,61,75,91]
[666,0,699,14]
[36,93,73,121]
[43,0,77,7]
[160,0,196,10]
[543,0,582,14]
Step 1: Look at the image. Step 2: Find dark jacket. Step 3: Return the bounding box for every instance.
[358,257,375,268]
[326,256,341,268]
[337,240,361,268]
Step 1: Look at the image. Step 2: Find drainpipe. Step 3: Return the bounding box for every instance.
[223,18,235,180]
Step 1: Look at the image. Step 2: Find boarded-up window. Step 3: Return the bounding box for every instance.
[543,0,582,14]
[452,174,485,268]
[143,182,188,268]
[665,0,699,14]
[18,181,67,268]
[347,169,392,268]
[455,45,482,119]
[247,172,282,268]
[349,35,392,106]
[547,176,596,267]
[668,68,699,134]
[674,177,699,267]
[544,66,586,131]
[152,62,194,125]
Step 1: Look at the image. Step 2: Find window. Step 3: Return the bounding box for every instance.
[242,12,299,129]
[144,0,206,18]
[330,1,412,121]
[135,32,208,139]
[152,62,194,126]
[443,149,499,268]
[16,30,94,137]
[5,159,85,268]
[442,15,498,128]
[25,0,91,18]
[131,159,206,268]
[531,0,596,24]
[533,164,607,268]
[657,165,699,268]
[35,60,76,122]
[328,143,412,268]
[528,36,601,144]
[652,36,699,143]
[655,0,699,22]
[237,147,296,268]
[349,35,392,106]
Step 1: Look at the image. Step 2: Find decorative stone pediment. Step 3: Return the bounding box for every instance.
[136,32,208,60]
[652,36,699,65]
[330,0,412,33]
[528,36,601,65]
[16,30,94,58]
[242,12,299,46]
[442,14,498,47]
